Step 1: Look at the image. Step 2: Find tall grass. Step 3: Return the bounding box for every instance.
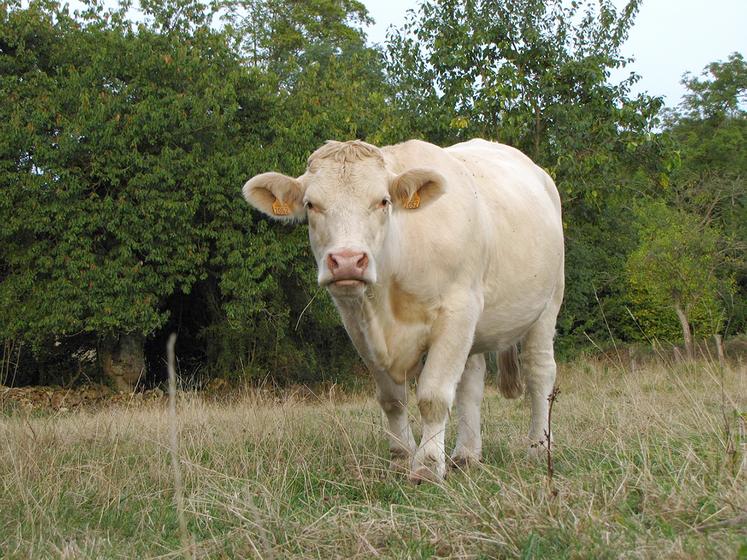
[1,358,745,558]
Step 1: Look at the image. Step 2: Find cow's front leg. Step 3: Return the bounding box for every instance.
[411,299,481,482]
[373,369,416,471]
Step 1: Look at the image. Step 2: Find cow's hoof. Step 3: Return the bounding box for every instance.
[527,441,549,463]
[389,458,409,474]
[388,449,412,474]
[408,455,446,484]
[408,466,445,484]
[450,452,482,470]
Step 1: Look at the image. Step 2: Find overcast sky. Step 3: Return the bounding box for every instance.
[361,0,747,108]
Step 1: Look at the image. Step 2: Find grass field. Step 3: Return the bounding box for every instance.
[1,357,745,559]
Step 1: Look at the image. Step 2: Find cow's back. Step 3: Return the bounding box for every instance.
[380,138,563,352]
[446,139,561,215]
[445,139,565,350]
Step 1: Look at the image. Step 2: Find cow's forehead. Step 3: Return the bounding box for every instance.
[307,140,385,170]
[304,159,389,200]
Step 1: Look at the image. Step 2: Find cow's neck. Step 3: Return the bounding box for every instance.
[332,289,391,374]
[331,280,431,384]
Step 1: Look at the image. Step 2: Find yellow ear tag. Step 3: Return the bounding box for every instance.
[272,198,291,216]
[404,191,421,209]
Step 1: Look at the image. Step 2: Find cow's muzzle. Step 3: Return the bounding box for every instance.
[325,250,369,289]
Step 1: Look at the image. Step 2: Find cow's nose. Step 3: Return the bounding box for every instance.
[327,250,369,279]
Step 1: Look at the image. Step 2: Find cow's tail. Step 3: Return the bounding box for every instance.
[497,345,523,399]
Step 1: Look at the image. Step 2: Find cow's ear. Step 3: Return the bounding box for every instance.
[242,172,306,222]
[389,168,446,210]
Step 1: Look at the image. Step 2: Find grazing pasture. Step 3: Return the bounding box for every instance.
[1,358,745,559]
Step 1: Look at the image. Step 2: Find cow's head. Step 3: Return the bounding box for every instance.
[242,140,446,297]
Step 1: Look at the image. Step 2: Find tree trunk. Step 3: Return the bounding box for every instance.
[100,333,146,392]
[533,102,542,161]
[714,334,726,368]
[673,301,694,362]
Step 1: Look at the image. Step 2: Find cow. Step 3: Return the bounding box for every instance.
[242,139,564,482]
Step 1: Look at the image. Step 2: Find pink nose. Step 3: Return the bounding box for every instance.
[327,250,369,280]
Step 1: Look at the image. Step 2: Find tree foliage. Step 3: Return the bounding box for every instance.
[0,0,743,386]
[625,202,734,354]
[659,52,747,339]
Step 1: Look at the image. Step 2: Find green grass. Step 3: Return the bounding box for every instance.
[1,358,745,559]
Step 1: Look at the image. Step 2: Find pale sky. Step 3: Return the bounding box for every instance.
[362,0,747,108]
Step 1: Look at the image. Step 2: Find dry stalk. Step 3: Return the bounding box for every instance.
[714,350,739,471]
[295,287,323,331]
[740,413,747,475]
[695,512,747,533]
[167,333,194,559]
[540,386,561,498]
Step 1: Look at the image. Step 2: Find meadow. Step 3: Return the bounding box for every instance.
[1,356,745,559]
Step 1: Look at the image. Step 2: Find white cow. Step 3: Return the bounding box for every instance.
[243,139,564,481]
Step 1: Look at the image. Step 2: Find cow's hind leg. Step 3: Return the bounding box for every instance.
[374,370,416,471]
[451,353,486,468]
[523,289,563,460]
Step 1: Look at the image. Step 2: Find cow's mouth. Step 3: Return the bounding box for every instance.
[330,279,366,288]
[325,277,368,294]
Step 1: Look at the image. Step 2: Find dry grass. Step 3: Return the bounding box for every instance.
[1,358,745,559]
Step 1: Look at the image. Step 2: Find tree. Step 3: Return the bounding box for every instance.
[0,1,280,387]
[679,52,747,122]
[625,203,735,359]
[661,52,747,337]
[221,0,387,165]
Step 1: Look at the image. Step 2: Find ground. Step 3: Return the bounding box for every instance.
[1,357,745,559]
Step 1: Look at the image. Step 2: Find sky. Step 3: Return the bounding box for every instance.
[361,0,747,108]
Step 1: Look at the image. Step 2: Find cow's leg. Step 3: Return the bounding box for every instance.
[451,353,486,468]
[373,369,416,469]
[523,286,563,460]
[412,298,481,482]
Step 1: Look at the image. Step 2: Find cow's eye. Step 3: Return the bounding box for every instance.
[304,201,315,211]
[378,198,391,210]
